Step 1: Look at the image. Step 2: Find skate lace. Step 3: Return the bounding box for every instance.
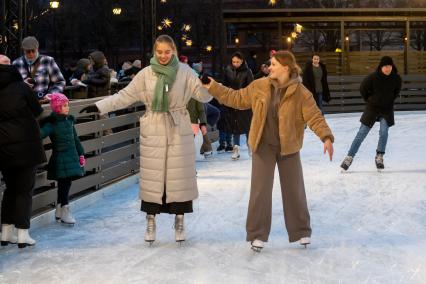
[375,155,383,163]
[174,219,184,232]
[147,218,155,233]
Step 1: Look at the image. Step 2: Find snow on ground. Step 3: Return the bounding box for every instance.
[1,111,426,284]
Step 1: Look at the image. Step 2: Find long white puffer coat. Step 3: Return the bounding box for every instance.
[96,63,211,204]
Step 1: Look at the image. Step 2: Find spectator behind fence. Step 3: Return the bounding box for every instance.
[0,54,46,249]
[118,61,133,82]
[12,36,65,102]
[302,54,331,114]
[79,51,111,98]
[254,63,270,79]
[39,93,85,226]
[70,58,91,83]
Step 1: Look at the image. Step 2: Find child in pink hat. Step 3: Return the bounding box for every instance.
[39,93,85,225]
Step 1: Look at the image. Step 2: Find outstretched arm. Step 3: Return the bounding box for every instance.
[203,78,253,110]
[95,69,145,115]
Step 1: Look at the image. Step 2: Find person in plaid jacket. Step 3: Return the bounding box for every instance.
[12,36,65,101]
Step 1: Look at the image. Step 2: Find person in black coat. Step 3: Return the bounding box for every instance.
[302,54,331,114]
[341,56,402,171]
[218,51,254,160]
[0,55,46,248]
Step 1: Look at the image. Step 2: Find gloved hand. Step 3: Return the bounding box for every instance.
[79,104,99,114]
[79,155,86,167]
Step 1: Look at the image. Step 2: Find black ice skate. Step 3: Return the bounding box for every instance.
[375,153,384,171]
[340,156,353,171]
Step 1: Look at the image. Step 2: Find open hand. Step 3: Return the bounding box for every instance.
[200,125,207,136]
[323,139,334,161]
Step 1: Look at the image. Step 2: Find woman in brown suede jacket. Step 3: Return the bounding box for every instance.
[203,50,334,252]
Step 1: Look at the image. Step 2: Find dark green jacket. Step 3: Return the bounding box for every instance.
[186,98,207,124]
[40,113,85,180]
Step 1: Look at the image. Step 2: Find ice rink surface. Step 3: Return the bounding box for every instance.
[1,111,425,283]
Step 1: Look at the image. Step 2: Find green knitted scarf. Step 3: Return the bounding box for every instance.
[150,55,179,112]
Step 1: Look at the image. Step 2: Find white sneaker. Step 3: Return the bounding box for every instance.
[299,237,311,248]
[61,205,76,225]
[145,215,156,243]
[1,224,17,246]
[231,145,240,160]
[174,215,185,242]
[55,203,62,222]
[17,229,36,248]
[251,239,264,252]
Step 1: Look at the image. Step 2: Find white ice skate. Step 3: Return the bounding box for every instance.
[251,239,264,252]
[299,237,311,248]
[60,205,76,226]
[17,229,36,248]
[174,215,185,243]
[1,224,17,246]
[145,214,156,244]
[231,145,240,161]
[55,203,62,222]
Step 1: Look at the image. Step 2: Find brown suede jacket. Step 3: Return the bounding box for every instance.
[208,77,334,155]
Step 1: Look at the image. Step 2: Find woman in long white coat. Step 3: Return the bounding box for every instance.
[81,35,211,244]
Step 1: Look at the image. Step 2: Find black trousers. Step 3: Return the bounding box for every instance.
[1,166,36,229]
[57,178,72,206]
[141,191,193,215]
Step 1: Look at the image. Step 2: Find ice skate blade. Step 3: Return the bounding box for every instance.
[251,246,262,253]
[145,240,155,246]
[18,243,35,249]
[61,221,75,226]
[231,156,240,161]
[1,241,12,246]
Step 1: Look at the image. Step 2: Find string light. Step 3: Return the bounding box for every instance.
[185,40,193,47]
[206,45,213,52]
[182,24,191,32]
[268,0,277,6]
[49,1,60,9]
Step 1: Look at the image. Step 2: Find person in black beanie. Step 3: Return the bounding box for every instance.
[341,56,402,171]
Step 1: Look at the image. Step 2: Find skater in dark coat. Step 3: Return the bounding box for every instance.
[341,56,402,171]
[0,54,46,248]
[39,93,85,225]
[220,51,254,160]
[302,54,331,114]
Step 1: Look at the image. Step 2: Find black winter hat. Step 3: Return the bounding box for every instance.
[378,56,394,68]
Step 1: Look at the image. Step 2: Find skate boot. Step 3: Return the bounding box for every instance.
[174,215,185,243]
[299,237,311,248]
[225,145,234,153]
[203,151,213,159]
[1,224,17,246]
[340,156,353,171]
[61,205,76,225]
[145,214,156,244]
[216,144,226,154]
[375,153,384,171]
[247,144,252,157]
[251,239,264,252]
[231,145,240,161]
[17,229,36,248]
[55,203,62,222]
